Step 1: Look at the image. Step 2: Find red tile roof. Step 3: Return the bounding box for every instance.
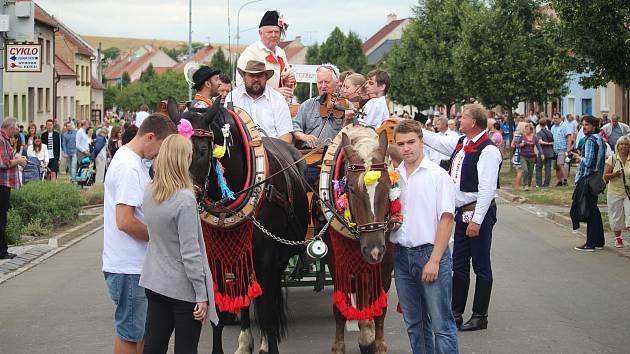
[57,25,94,57]
[91,76,104,90]
[284,46,304,62]
[34,4,57,28]
[154,67,172,75]
[54,55,76,77]
[362,18,407,53]
[104,48,162,80]
[278,40,291,49]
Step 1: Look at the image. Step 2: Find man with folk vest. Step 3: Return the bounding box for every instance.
[190,66,222,110]
[421,104,502,331]
[235,10,295,100]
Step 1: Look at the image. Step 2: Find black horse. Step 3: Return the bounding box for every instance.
[166,97,309,354]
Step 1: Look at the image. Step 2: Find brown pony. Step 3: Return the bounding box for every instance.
[323,126,395,354]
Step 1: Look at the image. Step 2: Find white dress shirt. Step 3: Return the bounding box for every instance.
[422,129,502,224]
[359,96,389,128]
[229,84,293,138]
[390,156,455,247]
[235,41,289,89]
[75,128,90,154]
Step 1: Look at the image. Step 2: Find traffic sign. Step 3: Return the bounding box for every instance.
[5,43,41,72]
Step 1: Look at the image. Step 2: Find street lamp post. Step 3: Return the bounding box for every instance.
[236,0,263,64]
[188,0,193,101]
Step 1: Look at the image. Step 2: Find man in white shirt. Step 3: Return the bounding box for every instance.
[75,120,90,163]
[360,69,390,128]
[435,115,459,169]
[230,60,293,143]
[103,114,175,354]
[391,119,459,353]
[134,104,150,128]
[421,104,502,332]
[235,10,294,99]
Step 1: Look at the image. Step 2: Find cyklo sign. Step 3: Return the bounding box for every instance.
[5,44,42,72]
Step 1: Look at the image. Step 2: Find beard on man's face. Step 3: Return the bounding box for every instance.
[245,82,264,97]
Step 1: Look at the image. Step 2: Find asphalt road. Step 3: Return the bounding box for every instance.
[1,201,630,354]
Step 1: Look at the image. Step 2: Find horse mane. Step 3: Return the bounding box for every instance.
[346,126,381,166]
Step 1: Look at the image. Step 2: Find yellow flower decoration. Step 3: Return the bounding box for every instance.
[213,145,226,159]
[344,208,356,228]
[388,170,400,184]
[363,171,382,186]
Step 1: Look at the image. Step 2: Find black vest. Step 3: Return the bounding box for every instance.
[449,135,501,192]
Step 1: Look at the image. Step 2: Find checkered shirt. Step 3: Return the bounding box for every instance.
[0,130,19,189]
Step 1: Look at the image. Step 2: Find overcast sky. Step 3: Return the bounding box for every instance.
[36,0,417,46]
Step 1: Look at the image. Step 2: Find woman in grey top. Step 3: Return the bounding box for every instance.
[140,134,218,354]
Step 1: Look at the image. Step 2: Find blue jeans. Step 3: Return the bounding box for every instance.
[68,153,78,181]
[104,272,147,342]
[394,244,459,354]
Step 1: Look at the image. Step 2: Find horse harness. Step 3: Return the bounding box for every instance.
[345,162,391,234]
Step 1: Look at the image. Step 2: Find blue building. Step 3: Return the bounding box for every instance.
[560,73,596,116]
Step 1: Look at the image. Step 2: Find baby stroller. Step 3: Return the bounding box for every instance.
[75,157,95,187]
[22,156,47,184]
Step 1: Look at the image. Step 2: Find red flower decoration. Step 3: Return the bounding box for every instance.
[390,199,402,214]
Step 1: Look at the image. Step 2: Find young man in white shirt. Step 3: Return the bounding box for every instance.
[103,114,175,354]
[229,60,293,144]
[391,119,459,353]
[360,69,390,128]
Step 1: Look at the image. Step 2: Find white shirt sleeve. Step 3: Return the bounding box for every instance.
[436,171,456,219]
[472,145,502,224]
[42,145,49,165]
[273,93,293,137]
[361,98,389,128]
[422,129,460,157]
[113,167,145,208]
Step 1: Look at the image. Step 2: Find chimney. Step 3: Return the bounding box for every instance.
[387,13,397,23]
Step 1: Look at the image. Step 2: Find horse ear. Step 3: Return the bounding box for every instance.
[377,130,389,159]
[204,97,222,126]
[166,97,181,124]
[342,132,359,163]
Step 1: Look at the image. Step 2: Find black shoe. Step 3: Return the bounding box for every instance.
[454,314,463,330]
[575,244,595,252]
[563,180,568,186]
[556,181,563,187]
[460,314,488,331]
[0,252,17,259]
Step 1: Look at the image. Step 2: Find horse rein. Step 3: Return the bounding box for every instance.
[345,162,391,234]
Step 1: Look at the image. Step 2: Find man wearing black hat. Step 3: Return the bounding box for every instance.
[235,10,294,99]
[190,66,222,110]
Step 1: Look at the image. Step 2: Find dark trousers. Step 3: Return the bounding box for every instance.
[536,157,552,187]
[585,190,605,248]
[143,289,202,354]
[0,186,10,255]
[452,205,497,282]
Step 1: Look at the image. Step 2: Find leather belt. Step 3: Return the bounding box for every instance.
[458,199,496,213]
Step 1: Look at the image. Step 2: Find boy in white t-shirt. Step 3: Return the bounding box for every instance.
[360,69,391,128]
[103,114,175,353]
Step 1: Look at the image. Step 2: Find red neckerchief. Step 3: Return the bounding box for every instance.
[455,133,490,154]
[194,94,213,105]
[265,53,285,87]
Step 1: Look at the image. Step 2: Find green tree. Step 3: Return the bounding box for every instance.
[342,31,368,74]
[454,0,568,123]
[210,49,233,79]
[384,0,468,113]
[102,47,120,61]
[139,63,157,83]
[121,71,131,87]
[318,27,347,66]
[552,0,630,88]
[104,86,119,109]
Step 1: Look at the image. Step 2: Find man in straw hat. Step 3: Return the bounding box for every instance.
[229,60,293,143]
[236,10,295,99]
[190,66,222,110]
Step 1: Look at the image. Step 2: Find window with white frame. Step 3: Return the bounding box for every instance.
[568,97,576,116]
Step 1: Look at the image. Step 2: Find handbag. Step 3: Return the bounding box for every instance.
[586,173,606,195]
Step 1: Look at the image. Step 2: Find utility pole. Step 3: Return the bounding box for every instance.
[0,0,6,125]
[187,0,193,101]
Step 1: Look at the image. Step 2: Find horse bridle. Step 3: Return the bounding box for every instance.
[191,127,215,202]
[345,162,391,234]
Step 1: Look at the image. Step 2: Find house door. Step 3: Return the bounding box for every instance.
[582,99,593,115]
[28,88,35,123]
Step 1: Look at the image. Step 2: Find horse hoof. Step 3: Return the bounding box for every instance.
[359,341,376,354]
[375,341,388,354]
[331,342,346,354]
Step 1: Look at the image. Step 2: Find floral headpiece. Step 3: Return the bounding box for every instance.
[177,119,193,139]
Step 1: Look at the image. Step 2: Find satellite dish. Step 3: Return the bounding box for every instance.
[183,61,201,87]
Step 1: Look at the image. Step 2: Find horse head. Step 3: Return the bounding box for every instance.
[341,127,391,264]
[166,96,222,195]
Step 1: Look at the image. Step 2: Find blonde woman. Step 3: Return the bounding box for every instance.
[511,122,527,190]
[140,134,218,353]
[603,135,630,248]
[517,122,543,190]
[342,73,367,122]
